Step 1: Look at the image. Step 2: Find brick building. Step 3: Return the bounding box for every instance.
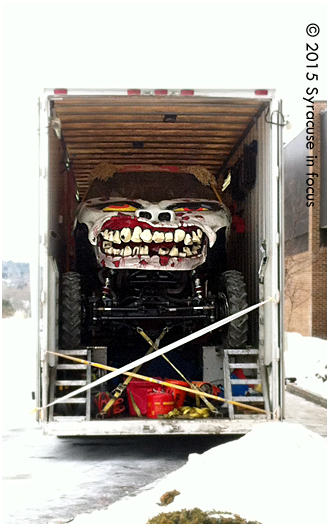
[284,102,327,338]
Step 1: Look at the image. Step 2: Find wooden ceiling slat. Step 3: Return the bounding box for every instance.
[69,153,230,161]
[71,158,227,165]
[54,96,264,108]
[68,144,232,153]
[72,160,221,167]
[61,122,244,131]
[63,130,241,138]
[59,114,252,124]
[68,145,231,153]
[71,156,224,163]
[64,136,235,144]
[56,105,258,115]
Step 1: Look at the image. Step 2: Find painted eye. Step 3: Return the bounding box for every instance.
[103,204,137,212]
[173,207,210,212]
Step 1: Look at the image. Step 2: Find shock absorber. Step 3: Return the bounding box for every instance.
[193,271,203,301]
[102,277,111,302]
[101,272,117,305]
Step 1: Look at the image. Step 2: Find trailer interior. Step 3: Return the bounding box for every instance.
[39,90,283,434]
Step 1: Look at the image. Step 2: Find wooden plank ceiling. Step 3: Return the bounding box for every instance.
[53,96,266,198]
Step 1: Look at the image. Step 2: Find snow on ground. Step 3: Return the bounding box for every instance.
[285,332,328,399]
[1,318,37,430]
[70,422,327,525]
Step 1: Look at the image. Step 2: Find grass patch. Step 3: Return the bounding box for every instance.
[147,507,261,524]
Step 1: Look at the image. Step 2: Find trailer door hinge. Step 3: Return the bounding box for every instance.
[51,117,62,139]
[39,98,46,112]
[258,241,268,284]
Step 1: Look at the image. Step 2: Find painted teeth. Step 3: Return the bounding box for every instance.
[184,233,193,246]
[120,228,132,243]
[153,231,165,243]
[113,231,121,244]
[140,229,153,243]
[132,226,142,242]
[169,246,179,257]
[104,243,200,258]
[174,229,185,243]
[101,226,204,259]
[103,227,203,244]
[183,247,192,256]
[192,231,201,244]
[102,230,113,241]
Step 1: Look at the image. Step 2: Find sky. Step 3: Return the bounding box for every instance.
[1,0,327,263]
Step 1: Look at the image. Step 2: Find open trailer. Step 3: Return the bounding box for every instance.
[37,88,285,435]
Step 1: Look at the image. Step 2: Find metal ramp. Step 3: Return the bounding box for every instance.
[223,349,270,420]
[49,349,92,421]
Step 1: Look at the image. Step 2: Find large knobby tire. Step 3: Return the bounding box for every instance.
[220,270,248,349]
[61,272,81,350]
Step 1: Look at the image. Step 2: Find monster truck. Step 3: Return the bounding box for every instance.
[60,167,248,367]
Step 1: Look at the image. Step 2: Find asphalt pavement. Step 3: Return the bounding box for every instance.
[2,426,240,524]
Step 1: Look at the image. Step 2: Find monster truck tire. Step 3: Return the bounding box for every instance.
[61,272,81,350]
[220,270,248,349]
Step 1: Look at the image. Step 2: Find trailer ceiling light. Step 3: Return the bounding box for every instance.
[181,90,194,96]
[128,89,141,96]
[163,113,177,123]
[133,141,144,149]
[255,90,268,96]
[155,89,168,96]
[54,89,68,95]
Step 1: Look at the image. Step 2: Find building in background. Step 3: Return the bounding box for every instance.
[284,101,327,338]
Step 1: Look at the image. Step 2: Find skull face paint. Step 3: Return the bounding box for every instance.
[75,172,231,271]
